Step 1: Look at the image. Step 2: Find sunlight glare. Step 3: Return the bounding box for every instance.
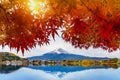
[28,0,49,15]
[0,34,6,40]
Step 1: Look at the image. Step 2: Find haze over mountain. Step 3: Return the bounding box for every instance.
[27,48,109,60]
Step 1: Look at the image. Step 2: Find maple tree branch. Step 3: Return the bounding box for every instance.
[80,0,94,13]
[0,5,10,27]
[79,0,109,23]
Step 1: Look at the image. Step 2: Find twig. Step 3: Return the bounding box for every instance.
[0,5,10,27]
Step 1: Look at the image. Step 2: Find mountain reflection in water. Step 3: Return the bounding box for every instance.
[27,65,109,72]
[0,65,110,73]
[0,65,120,80]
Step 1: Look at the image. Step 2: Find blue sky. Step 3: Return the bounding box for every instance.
[0,35,120,58]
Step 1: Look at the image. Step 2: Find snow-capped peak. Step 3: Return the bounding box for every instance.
[50,48,68,54]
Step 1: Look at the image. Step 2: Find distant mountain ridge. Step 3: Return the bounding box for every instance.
[27,48,109,60]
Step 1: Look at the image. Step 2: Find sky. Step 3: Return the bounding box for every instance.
[0,35,120,58]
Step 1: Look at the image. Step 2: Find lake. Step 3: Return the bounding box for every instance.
[0,65,120,80]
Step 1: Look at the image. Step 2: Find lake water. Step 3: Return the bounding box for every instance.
[0,65,120,80]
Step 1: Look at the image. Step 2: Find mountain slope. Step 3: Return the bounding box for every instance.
[27,48,109,60]
[0,52,22,61]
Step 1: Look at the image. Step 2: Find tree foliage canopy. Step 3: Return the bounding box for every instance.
[0,0,120,55]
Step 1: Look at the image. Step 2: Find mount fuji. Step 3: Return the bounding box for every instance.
[27,48,109,60]
[49,48,68,54]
